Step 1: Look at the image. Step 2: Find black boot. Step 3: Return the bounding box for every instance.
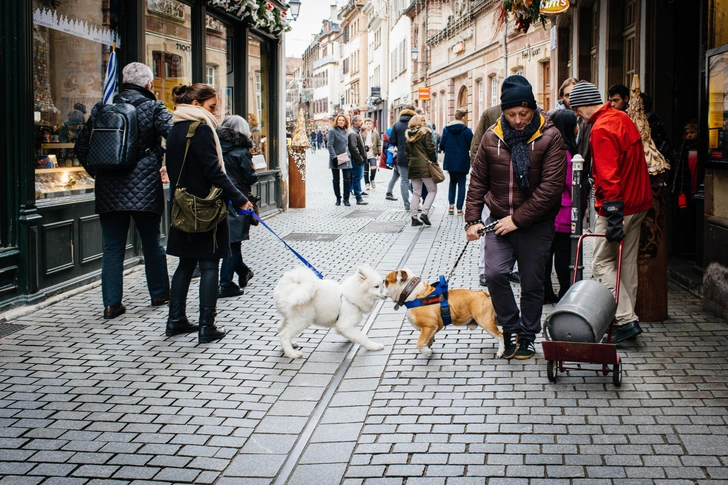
[198,307,226,344]
[166,301,199,336]
[502,332,519,359]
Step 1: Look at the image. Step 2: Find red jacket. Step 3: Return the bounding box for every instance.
[588,103,652,216]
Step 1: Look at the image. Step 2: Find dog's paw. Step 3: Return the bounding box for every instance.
[496,339,505,358]
[419,346,433,358]
[284,350,304,359]
[365,342,384,351]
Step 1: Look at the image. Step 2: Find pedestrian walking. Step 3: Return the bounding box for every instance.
[543,109,578,304]
[388,105,418,210]
[384,128,400,201]
[439,109,473,216]
[348,115,369,205]
[327,114,353,206]
[216,115,258,299]
[569,81,652,343]
[164,84,252,343]
[465,75,566,360]
[75,62,173,320]
[316,130,323,150]
[406,115,438,226]
[362,118,381,190]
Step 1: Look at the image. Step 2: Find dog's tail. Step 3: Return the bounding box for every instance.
[274,267,319,310]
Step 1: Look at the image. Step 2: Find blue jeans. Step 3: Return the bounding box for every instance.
[99,211,169,307]
[351,162,365,200]
[398,165,410,210]
[448,171,468,210]
[220,242,250,287]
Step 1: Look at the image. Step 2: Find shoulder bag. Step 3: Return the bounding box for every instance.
[428,160,445,184]
[170,121,228,235]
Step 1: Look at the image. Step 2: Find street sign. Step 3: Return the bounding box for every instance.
[418,87,430,100]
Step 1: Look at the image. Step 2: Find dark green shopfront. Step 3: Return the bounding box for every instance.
[0,0,288,311]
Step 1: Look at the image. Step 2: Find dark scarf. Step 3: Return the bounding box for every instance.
[500,112,541,190]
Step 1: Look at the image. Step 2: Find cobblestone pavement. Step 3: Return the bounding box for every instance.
[1,149,727,485]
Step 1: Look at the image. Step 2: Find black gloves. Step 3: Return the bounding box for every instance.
[604,200,625,242]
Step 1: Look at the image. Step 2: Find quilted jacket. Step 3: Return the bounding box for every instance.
[465,112,566,229]
[75,83,173,215]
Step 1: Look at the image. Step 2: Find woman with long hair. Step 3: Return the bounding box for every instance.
[405,114,438,226]
[217,115,258,298]
[165,84,252,343]
[327,114,353,206]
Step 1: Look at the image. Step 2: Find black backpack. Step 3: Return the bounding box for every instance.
[85,97,146,171]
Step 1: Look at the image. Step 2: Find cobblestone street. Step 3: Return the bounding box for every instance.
[1,149,727,485]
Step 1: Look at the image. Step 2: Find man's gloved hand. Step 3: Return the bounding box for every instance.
[604,200,625,242]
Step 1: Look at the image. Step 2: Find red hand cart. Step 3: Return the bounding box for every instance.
[542,233,624,386]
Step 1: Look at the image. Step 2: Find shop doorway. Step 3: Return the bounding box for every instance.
[458,86,468,125]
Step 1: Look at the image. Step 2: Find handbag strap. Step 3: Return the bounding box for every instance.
[174,121,202,189]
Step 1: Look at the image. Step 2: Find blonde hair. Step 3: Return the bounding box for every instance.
[363,117,372,122]
[408,114,427,129]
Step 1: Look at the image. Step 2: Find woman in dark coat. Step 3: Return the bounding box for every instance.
[216,115,258,298]
[405,114,438,226]
[165,84,252,343]
[327,114,353,206]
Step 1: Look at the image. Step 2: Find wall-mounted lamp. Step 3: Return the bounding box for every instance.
[288,0,301,21]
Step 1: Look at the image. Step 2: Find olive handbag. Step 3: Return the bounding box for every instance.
[170,121,228,235]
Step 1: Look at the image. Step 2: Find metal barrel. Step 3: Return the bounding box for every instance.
[545,279,617,343]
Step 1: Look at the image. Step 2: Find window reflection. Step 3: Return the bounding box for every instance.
[248,36,269,168]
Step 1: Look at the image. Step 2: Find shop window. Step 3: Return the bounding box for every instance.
[249,35,272,169]
[146,0,192,111]
[31,0,120,201]
[205,15,233,121]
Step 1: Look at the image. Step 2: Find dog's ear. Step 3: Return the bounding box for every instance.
[397,269,409,282]
[356,266,368,280]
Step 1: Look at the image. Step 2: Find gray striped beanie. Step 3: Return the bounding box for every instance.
[569,81,603,108]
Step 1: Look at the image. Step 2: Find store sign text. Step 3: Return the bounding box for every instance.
[540,0,570,16]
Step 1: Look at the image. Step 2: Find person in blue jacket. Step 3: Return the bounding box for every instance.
[439,109,474,215]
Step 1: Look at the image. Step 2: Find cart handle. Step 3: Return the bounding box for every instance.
[572,233,624,307]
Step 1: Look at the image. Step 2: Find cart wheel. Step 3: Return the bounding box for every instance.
[547,360,558,382]
[612,361,622,387]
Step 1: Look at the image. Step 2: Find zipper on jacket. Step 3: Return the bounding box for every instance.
[509,158,514,215]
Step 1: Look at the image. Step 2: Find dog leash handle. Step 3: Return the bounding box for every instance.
[236,208,324,279]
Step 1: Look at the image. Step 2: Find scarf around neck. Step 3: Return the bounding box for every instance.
[172,104,225,172]
[501,112,541,190]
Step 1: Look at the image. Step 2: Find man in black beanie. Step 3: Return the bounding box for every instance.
[464,75,566,360]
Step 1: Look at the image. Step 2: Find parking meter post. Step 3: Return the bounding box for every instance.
[570,154,584,282]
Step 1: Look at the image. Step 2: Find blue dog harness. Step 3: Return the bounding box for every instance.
[403,275,453,327]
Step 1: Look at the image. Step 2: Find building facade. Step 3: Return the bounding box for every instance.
[0,0,288,310]
[364,0,389,131]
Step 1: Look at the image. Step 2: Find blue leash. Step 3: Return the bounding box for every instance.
[235,208,324,279]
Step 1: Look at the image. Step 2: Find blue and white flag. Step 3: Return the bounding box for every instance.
[102,44,117,105]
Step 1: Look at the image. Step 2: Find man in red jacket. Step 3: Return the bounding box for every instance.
[569,81,652,343]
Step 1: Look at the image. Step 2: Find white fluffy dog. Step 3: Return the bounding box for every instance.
[273,265,385,359]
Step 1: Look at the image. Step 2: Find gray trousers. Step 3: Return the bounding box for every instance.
[483,220,554,340]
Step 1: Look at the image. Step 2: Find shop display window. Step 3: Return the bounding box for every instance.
[248,35,272,169]
[205,15,234,122]
[32,0,120,200]
[707,46,728,169]
[146,0,193,111]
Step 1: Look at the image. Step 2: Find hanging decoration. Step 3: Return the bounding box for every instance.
[207,0,291,33]
[626,74,670,175]
[501,0,546,33]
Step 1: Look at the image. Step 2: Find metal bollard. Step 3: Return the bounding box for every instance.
[570,154,584,282]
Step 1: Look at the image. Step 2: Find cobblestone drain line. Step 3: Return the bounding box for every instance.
[272,224,426,485]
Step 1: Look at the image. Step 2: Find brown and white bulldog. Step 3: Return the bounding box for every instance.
[382,269,504,358]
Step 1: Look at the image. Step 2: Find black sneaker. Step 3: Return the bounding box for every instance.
[356,200,369,205]
[411,216,423,226]
[507,271,521,284]
[419,214,431,226]
[385,193,398,201]
[239,269,254,288]
[343,200,351,206]
[479,274,487,287]
[514,339,536,360]
[611,321,643,343]
[218,283,244,298]
[502,333,518,359]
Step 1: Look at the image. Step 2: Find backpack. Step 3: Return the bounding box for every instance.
[85,97,146,171]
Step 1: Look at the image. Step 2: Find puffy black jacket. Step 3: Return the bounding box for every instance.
[75,83,172,215]
[217,126,258,194]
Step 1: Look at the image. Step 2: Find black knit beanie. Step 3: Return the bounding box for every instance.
[500,75,537,110]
